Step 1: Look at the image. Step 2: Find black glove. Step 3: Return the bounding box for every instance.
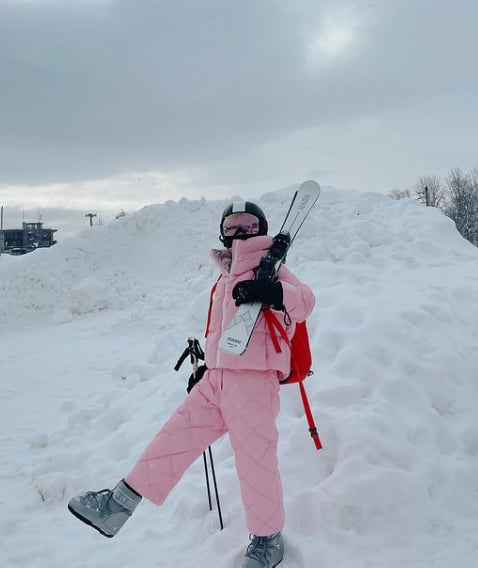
[232,279,284,310]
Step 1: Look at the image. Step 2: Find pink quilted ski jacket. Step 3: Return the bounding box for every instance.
[205,235,316,380]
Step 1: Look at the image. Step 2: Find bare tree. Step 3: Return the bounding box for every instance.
[444,168,478,246]
[414,175,445,208]
[469,167,478,245]
[389,188,412,200]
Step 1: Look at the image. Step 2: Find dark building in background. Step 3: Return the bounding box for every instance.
[0,222,58,255]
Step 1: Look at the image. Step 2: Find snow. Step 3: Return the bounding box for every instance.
[1,187,478,568]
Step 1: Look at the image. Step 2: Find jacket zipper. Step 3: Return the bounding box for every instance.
[217,271,231,368]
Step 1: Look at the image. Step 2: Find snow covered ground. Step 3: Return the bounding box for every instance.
[1,187,478,568]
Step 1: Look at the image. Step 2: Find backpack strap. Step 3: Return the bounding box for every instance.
[263,308,322,451]
[205,275,222,338]
[263,307,289,353]
[299,380,322,450]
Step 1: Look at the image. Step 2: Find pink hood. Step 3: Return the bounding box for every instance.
[205,236,316,380]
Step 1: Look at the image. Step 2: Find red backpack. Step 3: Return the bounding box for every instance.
[263,309,322,450]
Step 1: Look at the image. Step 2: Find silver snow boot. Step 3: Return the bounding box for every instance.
[67,479,141,538]
[242,532,284,568]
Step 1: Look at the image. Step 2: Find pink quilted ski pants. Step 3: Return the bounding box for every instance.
[125,368,285,536]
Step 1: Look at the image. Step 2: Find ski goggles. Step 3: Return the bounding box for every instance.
[222,212,261,237]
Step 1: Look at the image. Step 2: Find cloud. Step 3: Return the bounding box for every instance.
[306,3,368,69]
[1,0,313,182]
[0,0,477,222]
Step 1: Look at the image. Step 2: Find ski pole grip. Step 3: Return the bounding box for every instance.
[174,347,190,371]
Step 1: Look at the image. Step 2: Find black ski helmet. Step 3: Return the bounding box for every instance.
[219,201,268,248]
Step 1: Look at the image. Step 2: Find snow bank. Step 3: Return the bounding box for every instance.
[1,187,478,568]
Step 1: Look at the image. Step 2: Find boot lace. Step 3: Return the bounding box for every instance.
[245,534,280,566]
[80,489,112,511]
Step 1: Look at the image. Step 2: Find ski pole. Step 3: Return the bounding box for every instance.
[208,445,224,530]
[203,451,213,511]
[174,338,224,530]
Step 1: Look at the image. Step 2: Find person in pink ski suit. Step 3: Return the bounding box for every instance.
[68,201,315,568]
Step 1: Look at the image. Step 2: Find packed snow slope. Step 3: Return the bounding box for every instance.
[1,188,478,568]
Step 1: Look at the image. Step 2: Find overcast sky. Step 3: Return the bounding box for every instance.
[1,0,477,238]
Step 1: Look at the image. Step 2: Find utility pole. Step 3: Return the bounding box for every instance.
[85,213,97,226]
